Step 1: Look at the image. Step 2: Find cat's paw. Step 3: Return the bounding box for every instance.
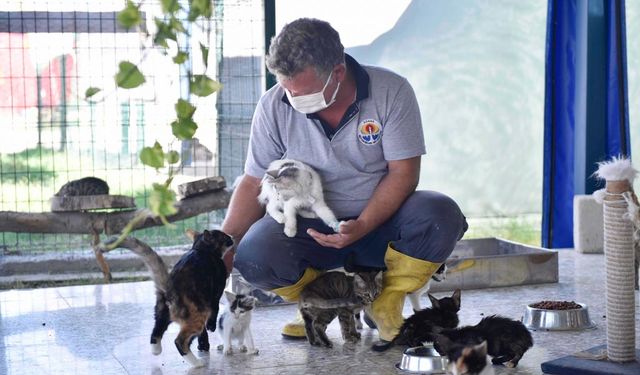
[328,221,343,233]
[284,225,296,237]
[183,353,205,368]
[216,344,224,351]
[239,345,247,353]
[223,347,234,355]
[151,343,162,355]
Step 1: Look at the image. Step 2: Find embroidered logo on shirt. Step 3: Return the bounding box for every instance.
[357,119,382,145]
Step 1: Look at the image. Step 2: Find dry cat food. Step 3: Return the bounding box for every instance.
[529,300,583,310]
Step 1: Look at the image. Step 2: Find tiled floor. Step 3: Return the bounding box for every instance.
[1,250,639,375]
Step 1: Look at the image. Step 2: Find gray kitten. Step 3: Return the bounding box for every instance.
[298,271,383,348]
[258,159,342,237]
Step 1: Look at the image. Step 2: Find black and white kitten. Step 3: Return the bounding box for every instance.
[55,176,109,196]
[259,159,343,237]
[435,315,533,368]
[216,293,259,355]
[435,338,495,375]
[299,270,383,348]
[372,289,461,352]
[408,263,448,311]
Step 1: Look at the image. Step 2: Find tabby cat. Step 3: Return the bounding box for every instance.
[299,270,383,348]
[55,176,109,196]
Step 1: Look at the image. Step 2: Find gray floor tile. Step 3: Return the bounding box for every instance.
[1,250,639,375]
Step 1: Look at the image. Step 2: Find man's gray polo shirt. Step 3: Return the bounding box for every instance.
[245,55,425,218]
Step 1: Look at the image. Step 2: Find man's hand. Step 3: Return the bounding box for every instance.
[307,219,368,249]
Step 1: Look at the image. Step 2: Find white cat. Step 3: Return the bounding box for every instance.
[407,263,448,311]
[216,293,259,355]
[258,159,342,237]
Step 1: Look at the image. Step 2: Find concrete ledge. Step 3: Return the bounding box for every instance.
[573,195,604,254]
[0,246,188,286]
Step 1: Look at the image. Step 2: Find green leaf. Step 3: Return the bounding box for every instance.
[149,183,178,218]
[153,18,177,48]
[190,75,222,97]
[166,150,180,164]
[169,17,185,33]
[160,0,180,14]
[114,61,146,89]
[173,51,189,64]
[117,0,142,28]
[189,0,212,21]
[139,142,165,169]
[84,87,101,99]
[200,43,209,68]
[171,118,198,140]
[175,99,196,119]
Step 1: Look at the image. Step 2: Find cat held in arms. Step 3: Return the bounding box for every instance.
[259,159,343,237]
[103,229,233,367]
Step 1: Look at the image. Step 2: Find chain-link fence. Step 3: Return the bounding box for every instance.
[0,0,263,255]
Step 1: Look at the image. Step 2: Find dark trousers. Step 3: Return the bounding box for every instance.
[234,190,468,290]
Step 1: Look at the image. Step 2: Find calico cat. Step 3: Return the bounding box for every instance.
[298,270,383,348]
[407,263,448,311]
[147,229,233,367]
[435,315,533,368]
[216,293,259,355]
[259,159,343,237]
[55,176,109,196]
[372,289,461,352]
[435,339,495,375]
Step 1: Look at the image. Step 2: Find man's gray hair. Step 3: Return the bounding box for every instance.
[266,18,344,79]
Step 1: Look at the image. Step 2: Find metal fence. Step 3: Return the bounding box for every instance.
[0,0,264,255]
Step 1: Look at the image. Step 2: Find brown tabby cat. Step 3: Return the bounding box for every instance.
[298,270,383,348]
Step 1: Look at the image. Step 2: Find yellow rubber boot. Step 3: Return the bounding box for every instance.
[271,268,322,339]
[370,245,442,341]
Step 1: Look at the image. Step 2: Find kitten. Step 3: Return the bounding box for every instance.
[216,293,259,355]
[148,229,233,367]
[258,159,342,237]
[372,289,461,352]
[407,263,448,311]
[298,270,383,348]
[436,315,533,368]
[435,338,495,375]
[55,176,109,196]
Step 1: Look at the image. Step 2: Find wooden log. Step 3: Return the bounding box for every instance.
[177,176,226,199]
[0,188,231,235]
[50,194,136,212]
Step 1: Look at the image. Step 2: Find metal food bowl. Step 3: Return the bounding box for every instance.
[395,344,449,374]
[523,302,596,331]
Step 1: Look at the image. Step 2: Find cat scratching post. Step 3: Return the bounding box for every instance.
[595,159,636,362]
[541,157,639,374]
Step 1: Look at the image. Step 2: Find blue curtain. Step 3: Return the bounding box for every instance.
[542,0,630,249]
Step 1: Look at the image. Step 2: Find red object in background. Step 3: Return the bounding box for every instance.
[0,33,75,110]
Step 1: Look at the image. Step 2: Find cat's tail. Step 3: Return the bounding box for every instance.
[101,236,170,294]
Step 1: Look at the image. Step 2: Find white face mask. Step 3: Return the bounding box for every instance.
[285,71,341,114]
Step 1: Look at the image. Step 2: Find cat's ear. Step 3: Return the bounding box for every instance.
[265,169,279,179]
[185,228,200,241]
[353,274,366,289]
[428,293,440,309]
[374,271,384,286]
[474,341,488,357]
[452,289,461,309]
[224,291,236,304]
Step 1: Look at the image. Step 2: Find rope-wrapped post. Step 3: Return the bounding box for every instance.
[594,158,637,362]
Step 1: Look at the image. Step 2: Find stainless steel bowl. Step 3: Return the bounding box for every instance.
[395,344,448,374]
[523,302,596,331]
